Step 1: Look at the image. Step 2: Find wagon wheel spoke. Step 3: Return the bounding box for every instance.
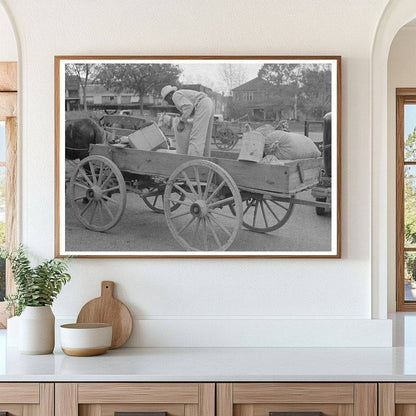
[269,199,290,211]
[80,199,93,217]
[173,183,194,200]
[89,161,98,184]
[260,200,269,229]
[169,198,192,207]
[170,210,193,220]
[89,201,99,224]
[101,199,115,220]
[193,166,203,198]
[102,195,120,207]
[203,170,214,199]
[102,185,120,194]
[97,161,104,185]
[208,210,237,221]
[73,181,90,191]
[202,217,208,250]
[208,196,236,210]
[79,167,94,187]
[206,216,222,249]
[178,216,196,236]
[208,212,232,238]
[206,180,226,204]
[181,171,198,198]
[263,199,281,222]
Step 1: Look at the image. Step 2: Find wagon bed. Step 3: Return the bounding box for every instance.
[89,144,322,196]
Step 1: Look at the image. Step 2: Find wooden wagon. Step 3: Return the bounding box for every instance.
[67,144,327,251]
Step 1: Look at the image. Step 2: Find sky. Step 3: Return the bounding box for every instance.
[179,63,262,94]
[405,104,416,139]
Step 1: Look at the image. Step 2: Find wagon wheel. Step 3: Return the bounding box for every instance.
[141,184,184,214]
[315,197,326,216]
[104,108,117,115]
[214,128,239,150]
[164,160,242,251]
[68,155,126,232]
[234,194,295,233]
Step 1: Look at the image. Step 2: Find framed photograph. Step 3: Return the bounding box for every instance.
[55,56,341,258]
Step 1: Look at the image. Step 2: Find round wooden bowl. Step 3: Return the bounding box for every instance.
[60,323,112,357]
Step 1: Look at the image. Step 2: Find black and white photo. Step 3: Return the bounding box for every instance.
[55,56,341,257]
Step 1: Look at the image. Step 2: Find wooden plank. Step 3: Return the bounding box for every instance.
[23,404,39,416]
[55,383,78,416]
[78,383,199,404]
[217,384,233,416]
[353,384,377,416]
[79,404,101,416]
[395,383,416,403]
[232,383,354,404]
[5,117,17,294]
[0,62,17,92]
[337,404,353,416]
[397,94,406,311]
[0,116,17,327]
[90,145,320,194]
[199,384,215,416]
[0,93,17,120]
[39,383,54,416]
[379,384,395,416]
[185,404,199,416]
[0,383,39,403]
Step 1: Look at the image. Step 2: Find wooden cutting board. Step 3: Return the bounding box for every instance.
[76,281,133,349]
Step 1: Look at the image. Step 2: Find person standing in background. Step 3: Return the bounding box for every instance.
[161,85,214,157]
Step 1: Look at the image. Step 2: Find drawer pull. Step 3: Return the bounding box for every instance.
[115,412,167,416]
[270,413,324,416]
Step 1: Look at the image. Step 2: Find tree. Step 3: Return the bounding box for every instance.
[95,64,182,115]
[405,127,416,248]
[257,63,331,120]
[65,64,100,111]
[219,64,248,95]
[298,68,331,119]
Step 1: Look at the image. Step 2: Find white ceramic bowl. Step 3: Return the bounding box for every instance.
[60,323,112,356]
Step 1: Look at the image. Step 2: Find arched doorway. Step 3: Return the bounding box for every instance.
[0,1,18,327]
[371,0,416,319]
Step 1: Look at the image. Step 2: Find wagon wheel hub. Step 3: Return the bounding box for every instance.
[86,185,104,201]
[190,200,209,218]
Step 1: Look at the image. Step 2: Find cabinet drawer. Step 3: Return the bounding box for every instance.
[0,383,53,416]
[379,383,416,416]
[56,383,215,416]
[217,383,376,416]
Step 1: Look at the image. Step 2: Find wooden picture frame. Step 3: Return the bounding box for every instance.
[55,56,341,258]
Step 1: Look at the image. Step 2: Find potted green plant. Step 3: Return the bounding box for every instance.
[2,245,71,354]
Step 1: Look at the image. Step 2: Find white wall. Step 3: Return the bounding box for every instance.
[387,25,416,312]
[0,3,17,61]
[0,0,393,346]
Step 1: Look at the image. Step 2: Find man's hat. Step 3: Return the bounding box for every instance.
[161,85,177,100]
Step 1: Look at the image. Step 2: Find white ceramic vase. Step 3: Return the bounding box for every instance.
[19,306,55,354]
[6,315,20,347]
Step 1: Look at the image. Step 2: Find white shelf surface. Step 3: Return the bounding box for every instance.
[1,329,416,382]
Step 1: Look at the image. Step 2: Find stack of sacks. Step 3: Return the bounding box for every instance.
[259,129,321,163]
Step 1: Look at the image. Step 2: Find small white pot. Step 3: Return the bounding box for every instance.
[19,306,55,354]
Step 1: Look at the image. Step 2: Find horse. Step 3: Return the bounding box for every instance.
[65,117,108,160]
